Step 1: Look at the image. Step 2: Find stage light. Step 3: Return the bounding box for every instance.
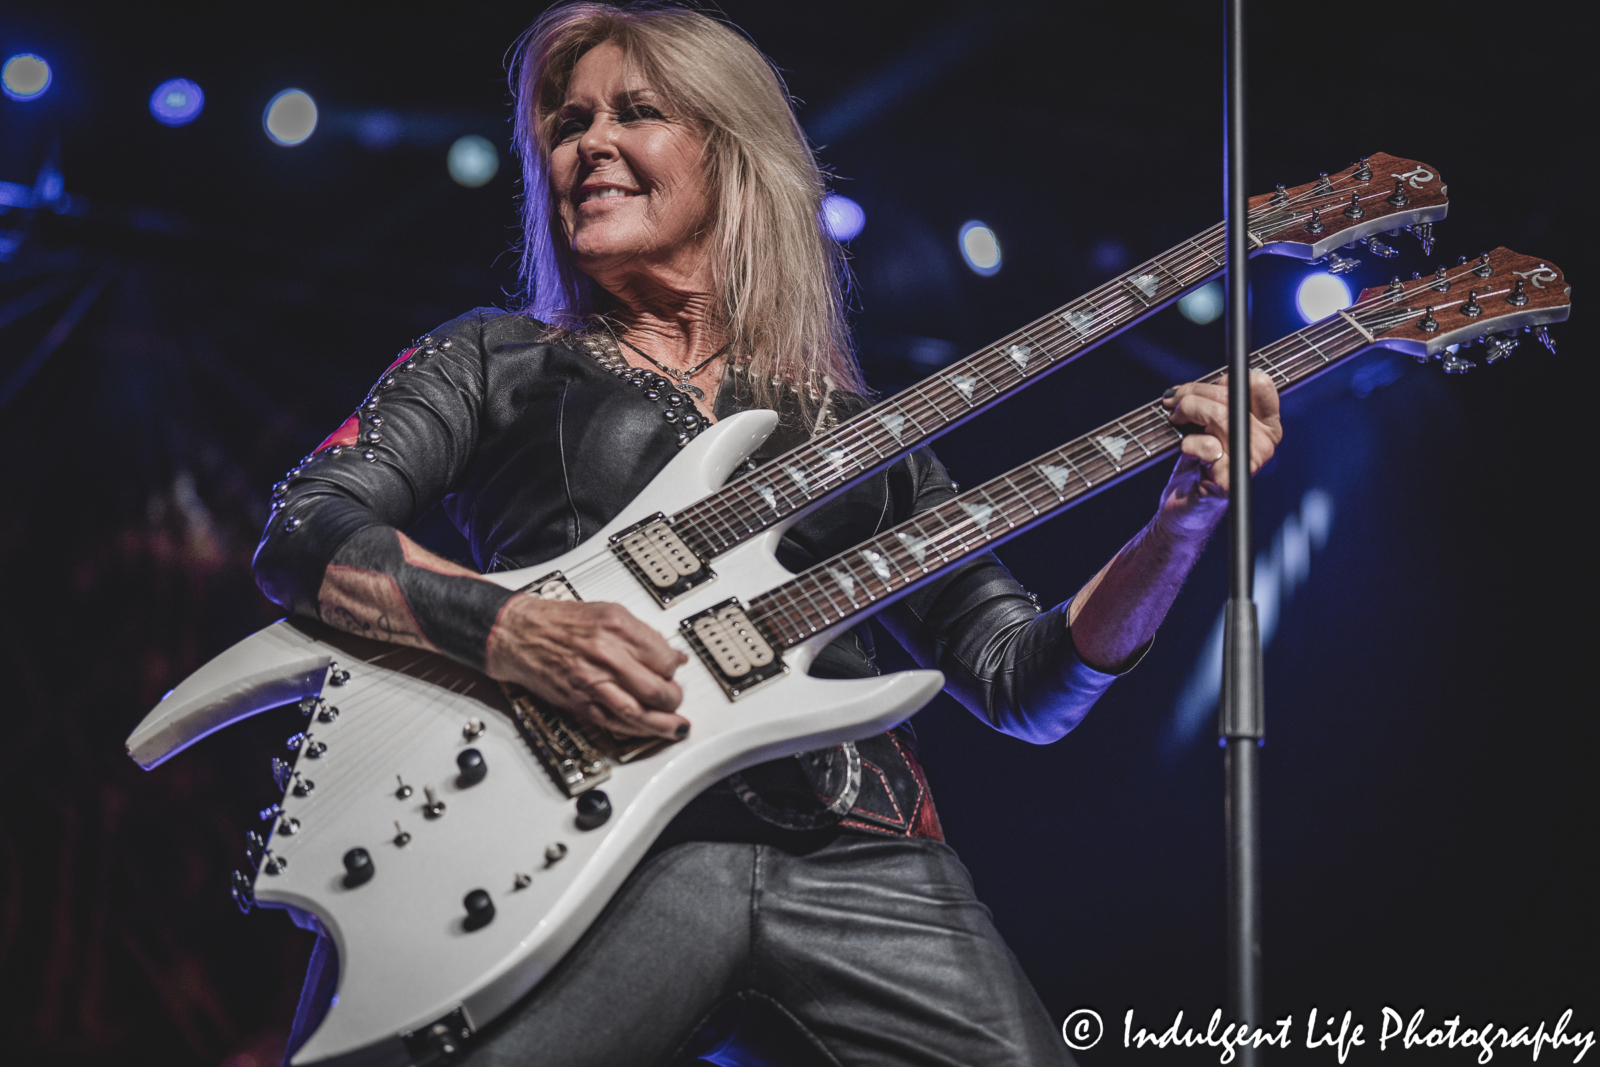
[959,221,1001,276]
[2,54,51,101]
[1294,272,1352,323]
[447,135,499,188]
[149,78,204,126]
[264,89,318,146]
[1178,281,1224,324]
[821,194,865,242]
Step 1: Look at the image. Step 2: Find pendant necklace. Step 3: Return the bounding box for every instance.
[615,335,730,402]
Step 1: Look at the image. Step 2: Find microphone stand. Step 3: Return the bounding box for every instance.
[1221,0,1263,1059]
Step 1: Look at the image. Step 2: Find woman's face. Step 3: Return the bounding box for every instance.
[548,42,712,288]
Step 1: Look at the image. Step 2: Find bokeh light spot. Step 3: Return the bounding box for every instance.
[264,89,318,146]
[960,221,1001,276]
[448,135,499,188]
[149,78,205,126]
[821,194,865,242]
[1178,281,1225,324]
[2,54,52,101]
[1295,273,1353,323]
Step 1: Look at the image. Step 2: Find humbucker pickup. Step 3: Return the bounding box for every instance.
[517,571,582,601]
[680,599,788,700]
[609,514,716,605]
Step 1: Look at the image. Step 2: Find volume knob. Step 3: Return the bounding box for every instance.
[343,847,375,888]
[464,889,495,931]
[456,748,488,787]
[575,790,612,831]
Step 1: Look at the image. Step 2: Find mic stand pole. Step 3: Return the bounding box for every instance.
[1221,0,1263,1060]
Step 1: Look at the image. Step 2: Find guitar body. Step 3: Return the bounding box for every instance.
[126,409,946,1066]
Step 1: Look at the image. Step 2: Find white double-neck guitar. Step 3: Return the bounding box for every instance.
[124,159,1502,1067]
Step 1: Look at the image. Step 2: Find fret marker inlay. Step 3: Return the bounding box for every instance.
[1061,308,1096,339]
[824,448,851,477]
[897,532,931,564]
[860,549,891,581]
[827,566,858,603]
[1006,344,1032,370]
[877,412,906,443]
[1095,435,1130,463]
[1038,463,1074,493]
[960,502,996,531]
[755,484,777,511]
[1130,273,1160,298]
[782,464,809,495]
[949,374,977,401]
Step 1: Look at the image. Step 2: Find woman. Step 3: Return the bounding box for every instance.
[257,4,1282,1064]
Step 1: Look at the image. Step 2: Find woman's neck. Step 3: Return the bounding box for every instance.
[605,289,726,370]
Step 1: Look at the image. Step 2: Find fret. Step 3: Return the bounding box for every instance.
[1035,453,1089,496]
[1113,417,1155,459]
[1057,301,1103,343]
[1186,235,1226,271]
[1090,430,1133,471]
[1121,267,1164,306]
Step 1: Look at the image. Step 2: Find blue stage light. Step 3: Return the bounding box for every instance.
[2,54,51,101]
[447,135,499,188]
[1178,281,1224,324]
[959,221,1001,276]
[821,194,865,242]
[264,89,318,146]
[1295,273,1353,323]
[149,78,204,126]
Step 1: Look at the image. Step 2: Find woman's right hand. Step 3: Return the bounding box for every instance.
[485,595,691,740]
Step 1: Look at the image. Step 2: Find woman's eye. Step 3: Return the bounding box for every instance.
[620,103,663,122]
[557,118,587,140]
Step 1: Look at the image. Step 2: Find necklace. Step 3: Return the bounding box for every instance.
[615,335,730,401]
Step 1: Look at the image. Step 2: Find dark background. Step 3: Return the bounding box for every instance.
[1,2,1592,1064]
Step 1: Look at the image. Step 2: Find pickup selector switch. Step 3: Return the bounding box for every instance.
[463,717,485,740]
[463,889,495,930]
[575,790,612,830]
[343,848,375,888]
[456,748,487,787]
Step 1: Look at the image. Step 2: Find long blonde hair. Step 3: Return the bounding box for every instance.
[509,1,866,419]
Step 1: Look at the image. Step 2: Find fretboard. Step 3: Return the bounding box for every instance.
[671,185,1358,559]
[744,312,1377,648]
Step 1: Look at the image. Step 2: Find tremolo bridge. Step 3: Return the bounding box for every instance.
[609,513,716,605]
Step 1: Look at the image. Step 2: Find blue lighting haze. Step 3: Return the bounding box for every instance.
[821,194,865,242]
[447,135,500,188]
[959,221,1001,276]
[2,54,52,101]
[1295,273,1353,323]
[1177,281,1225,325]
[149,79,205,126]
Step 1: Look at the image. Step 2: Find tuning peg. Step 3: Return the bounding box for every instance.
[1484,334,1520,363]
[1386,179,1410,207]
[1304,208,1325,234]
[245,830,266,867]
[1386,276,1405,298]
[1417,307,1440,333]
[1507,278,1529,306]
[298,696,320,718]
[1441,352,1475,374]
[1405,222,1435,256]
[271,757,292,791]
[259,803,284,823]
[1272,183,1289,204]
[1352,157,1372,181]
[1432,265,1452,292]
[1367,237,1399,258]
[292,772,315,797]
[1473,252,1493,278]
[230,870,255,913]
[1325,252,1360,275]
[1316,171,1332,190]
[1534,326,1556,354]
[1342,192,1365,219]
[1460,290,1483,318]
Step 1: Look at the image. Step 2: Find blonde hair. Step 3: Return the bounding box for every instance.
[509,1,866,419]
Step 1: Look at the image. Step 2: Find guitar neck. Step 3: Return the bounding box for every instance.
[745,313,1375,648]
[670,161,1410,559]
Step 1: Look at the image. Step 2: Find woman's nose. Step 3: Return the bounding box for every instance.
[577,115,617,164]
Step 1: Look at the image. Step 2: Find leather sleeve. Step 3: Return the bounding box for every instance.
[251,310,514,668]
[879,450,1129,744]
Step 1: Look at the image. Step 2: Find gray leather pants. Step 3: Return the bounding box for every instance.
[457,834,1074,1067]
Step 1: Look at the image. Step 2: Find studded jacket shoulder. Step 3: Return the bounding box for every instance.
[253,308,1123,835]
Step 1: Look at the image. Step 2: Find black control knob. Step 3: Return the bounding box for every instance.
[463,888,495,931]
[456,747,488,787]
[575,790,612,831]
[343,847,375,888]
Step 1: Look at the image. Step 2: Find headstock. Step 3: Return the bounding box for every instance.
[1350,247,1569,372]
[1249,151,1449,261]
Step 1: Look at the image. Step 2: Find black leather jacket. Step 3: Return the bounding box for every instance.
[253,309,1121,841]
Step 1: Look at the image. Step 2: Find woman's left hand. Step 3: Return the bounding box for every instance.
[1156,370,1283,537]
